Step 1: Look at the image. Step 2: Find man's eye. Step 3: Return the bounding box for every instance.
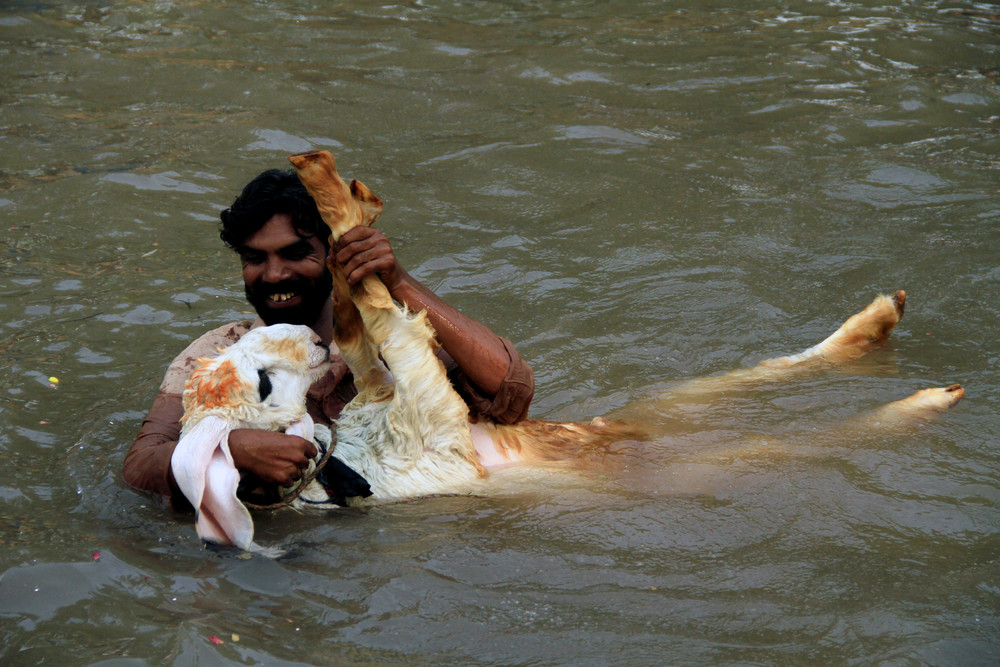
[240,253,265,264]
[283,249,314,261]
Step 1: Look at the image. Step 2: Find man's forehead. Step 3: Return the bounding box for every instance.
[241,218,324,252]
[240,235,317,252]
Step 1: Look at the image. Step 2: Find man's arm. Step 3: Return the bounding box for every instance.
[123,391,188,504]
[336,226,534,422]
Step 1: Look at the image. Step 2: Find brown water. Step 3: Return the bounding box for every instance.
[2,1,998,664]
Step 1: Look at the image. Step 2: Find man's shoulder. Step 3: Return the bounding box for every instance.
[158,320,255,394]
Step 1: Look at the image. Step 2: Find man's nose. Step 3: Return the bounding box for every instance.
[262,257,291,282]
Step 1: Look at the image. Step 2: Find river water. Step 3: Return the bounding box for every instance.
[2,1,998,664]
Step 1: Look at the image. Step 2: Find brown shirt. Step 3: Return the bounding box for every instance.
[122,319,534,507]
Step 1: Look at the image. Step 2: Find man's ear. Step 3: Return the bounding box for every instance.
[350,179,383,226]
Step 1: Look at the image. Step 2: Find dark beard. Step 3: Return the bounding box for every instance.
[244,269,334,327]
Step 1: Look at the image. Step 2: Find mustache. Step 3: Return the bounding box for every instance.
[248,278,311,298]
[244,270,334,327]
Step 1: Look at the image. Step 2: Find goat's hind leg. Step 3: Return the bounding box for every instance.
[679,383,965,464]
[616,290,908,430]
[658,290,906,401]
[767,289,906,367]
[861,383,965,428]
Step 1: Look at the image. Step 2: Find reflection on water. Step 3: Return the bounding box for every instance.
[1,1,998,664]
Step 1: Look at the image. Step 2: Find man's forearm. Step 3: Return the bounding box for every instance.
[390,270,511,395]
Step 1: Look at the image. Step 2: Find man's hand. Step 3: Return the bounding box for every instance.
[227,429,317,486]
[335,226,406,290]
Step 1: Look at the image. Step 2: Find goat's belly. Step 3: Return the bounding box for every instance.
[334,411,483,501]
[470,422,524,470]
[366,452,481,500]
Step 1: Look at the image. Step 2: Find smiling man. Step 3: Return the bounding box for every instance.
[123,168,535,508]
[239,213,333,327]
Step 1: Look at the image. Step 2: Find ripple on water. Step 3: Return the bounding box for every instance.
[0,0,997,664]
[101,172,216,194]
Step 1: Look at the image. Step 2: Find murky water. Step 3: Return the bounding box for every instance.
[2,1,998,664]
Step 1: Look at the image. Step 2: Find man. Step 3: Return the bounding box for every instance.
[123,168,534,508]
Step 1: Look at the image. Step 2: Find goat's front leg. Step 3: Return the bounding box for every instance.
[331,259,393,401]
[288,150,397,400]
[288,151,479,467]
[354,295,482,471]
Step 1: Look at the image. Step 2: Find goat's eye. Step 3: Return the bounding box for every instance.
[257,368,273,402]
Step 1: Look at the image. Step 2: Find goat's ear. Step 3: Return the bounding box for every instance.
[350,179,383,226]
[171,415,254,549]
[183,358,251,412]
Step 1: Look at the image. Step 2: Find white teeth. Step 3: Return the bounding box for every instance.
[271,292,296,303]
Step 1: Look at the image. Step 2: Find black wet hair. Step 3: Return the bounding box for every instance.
[219,168,329,251]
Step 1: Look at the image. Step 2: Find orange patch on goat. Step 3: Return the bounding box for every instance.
[184,359,246,412]
[261,338,307,366]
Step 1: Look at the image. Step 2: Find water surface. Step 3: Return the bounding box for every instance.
[1,1,998,664]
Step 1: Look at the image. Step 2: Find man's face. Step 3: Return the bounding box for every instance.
[238,213,333,327]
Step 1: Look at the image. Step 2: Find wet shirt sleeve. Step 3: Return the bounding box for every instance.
[122,390,191,510]
[443,336,535,424]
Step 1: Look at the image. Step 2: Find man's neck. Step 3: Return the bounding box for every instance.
[311,298,336,347]
[250,298,336,348]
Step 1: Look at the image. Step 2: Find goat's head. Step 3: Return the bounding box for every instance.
[181,324,330,428]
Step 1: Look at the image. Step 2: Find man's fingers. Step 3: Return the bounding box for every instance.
[334,227,400,287]
[303,440,318,460]
[228,430,318,484]
[336,227,383,257]
[339,225,381,244]
[261,465,300,486]
[337,239,390,268]
[343,252,393,285]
